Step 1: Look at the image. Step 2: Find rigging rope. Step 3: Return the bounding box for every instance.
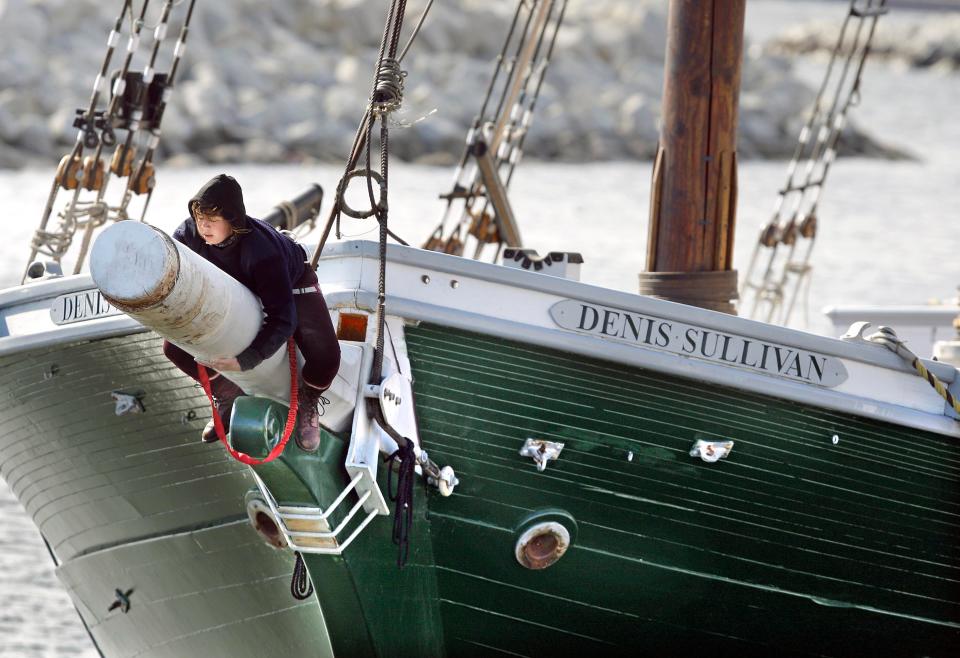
[364,0,423,570]
[869,327,960,417]
[128,0,198,222]
[307,0,427,268]
[740,0,887,325]
[23,0,196,281]
[24,0,137,281]
[424,0,567,262]
[384,440,416,567]
[305,0,422,568]
[397,0,435,64]
[290,551,315,600]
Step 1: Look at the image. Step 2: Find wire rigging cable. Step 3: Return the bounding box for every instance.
[308,0,431,568]
[23,0,198,282]
[739,0,888,326]
[423,0,568,263]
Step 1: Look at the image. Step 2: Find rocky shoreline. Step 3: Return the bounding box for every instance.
[0,0,914,169]
[767,11,960,71]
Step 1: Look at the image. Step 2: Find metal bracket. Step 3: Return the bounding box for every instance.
[840,320,874,344]
[251,470,380,555]
[107,588,134,614]
[111,390,145,416]
[365,368,460,496]
[520,438,564,472]
[841,321,903,350]
[689,439,734,463]
[417,448,459,496]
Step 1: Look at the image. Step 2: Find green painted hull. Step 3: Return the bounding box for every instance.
[2,323,957,656]
[409,324,960,655]
[286,323,959,657]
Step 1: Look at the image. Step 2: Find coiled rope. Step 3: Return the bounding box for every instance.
[290,551,315,600]
[384,439,416,567]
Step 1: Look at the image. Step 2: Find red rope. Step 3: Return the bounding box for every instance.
[196,337,300,465]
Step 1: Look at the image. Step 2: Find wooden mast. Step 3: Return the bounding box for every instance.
[639,0,745,314]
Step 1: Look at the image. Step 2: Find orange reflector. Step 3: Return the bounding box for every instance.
[337,312,368,341]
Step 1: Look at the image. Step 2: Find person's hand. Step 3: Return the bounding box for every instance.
[196,356,241,372]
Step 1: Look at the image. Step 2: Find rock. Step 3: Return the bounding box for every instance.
[618,93,656,141]
[335,56,360,85]
[17,116,54,155]
[161,151,203,168]
[205,142,246,163]
[0,0,907,169]
[242,137,287,163]
[0,143,29,168]
[767,14,960,71]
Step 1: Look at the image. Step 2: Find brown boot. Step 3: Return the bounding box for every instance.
[295,382,329,452]
[201,375,244,443]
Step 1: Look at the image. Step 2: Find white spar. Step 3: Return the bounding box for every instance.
[89,221,294,402]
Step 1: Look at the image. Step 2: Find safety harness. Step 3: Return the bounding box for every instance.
[196,338,300,465]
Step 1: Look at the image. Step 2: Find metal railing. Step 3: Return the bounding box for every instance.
[251,470,381,555]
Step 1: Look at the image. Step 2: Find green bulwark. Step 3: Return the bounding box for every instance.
[398,323,958,657]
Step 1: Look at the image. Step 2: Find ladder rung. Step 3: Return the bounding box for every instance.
[851,7,889,19]
[438,184,474,201]
[779,178,823,195]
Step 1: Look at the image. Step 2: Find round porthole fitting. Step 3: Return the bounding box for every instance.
[515,521,570,570]
[245,492,287,549]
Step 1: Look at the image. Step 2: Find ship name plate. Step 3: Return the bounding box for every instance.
[550,300,848,388]
[50,288,123,325]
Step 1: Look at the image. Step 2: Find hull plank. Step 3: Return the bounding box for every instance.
[0,331,334,656]
[58,520,331,657]
[0,333,255,562]
[405,323,960,656]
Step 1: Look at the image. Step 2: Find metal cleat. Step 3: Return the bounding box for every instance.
[111,390,145,416]
[520,438,564,472]
[689,439,734,463]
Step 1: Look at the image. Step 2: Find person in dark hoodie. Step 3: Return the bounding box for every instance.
[161,174,341,451]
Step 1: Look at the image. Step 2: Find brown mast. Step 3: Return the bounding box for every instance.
[639,0,746,314]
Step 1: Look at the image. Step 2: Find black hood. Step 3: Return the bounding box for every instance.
[187,174,250,230]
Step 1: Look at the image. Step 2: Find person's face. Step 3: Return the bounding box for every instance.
[194,211,232,245]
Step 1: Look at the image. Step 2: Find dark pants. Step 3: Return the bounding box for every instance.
[163,267,341,391]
